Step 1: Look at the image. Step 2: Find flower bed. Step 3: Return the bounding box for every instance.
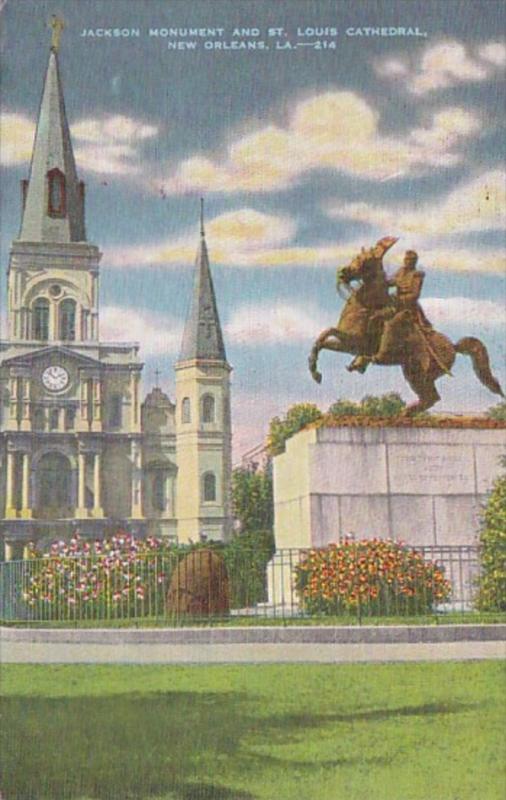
[295,539,451,616]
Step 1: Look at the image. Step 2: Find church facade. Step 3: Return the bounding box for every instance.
[0,41,232,560]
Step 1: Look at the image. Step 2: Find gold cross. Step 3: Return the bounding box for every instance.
[50,15,64,52]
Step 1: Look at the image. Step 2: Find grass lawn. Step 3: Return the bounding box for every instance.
[1,661,505,800]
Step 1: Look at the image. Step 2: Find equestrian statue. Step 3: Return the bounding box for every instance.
[308,237,504,415]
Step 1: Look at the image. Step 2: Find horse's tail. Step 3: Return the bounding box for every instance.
[455,337,504,397]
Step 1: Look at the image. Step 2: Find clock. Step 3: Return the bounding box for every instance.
[42,365,69,392]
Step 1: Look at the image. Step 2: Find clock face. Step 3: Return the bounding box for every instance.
[42,365,69,392]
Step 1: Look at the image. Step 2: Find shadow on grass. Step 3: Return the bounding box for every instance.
[1,694,477,799]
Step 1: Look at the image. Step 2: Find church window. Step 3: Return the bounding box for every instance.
[59,299,76,341]
[152,473,166,512]
[49,408,59,430]
[33,298,49,340]
[49,284,62,298]
[182,397,191,423]
[33,407,45,431]
[203,471,216,503]
[109,394,122,428]
[47,168,66,216]
[202,394,215,423]
[64,407,75,430]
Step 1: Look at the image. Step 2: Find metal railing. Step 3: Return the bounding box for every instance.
[0,544,486,625]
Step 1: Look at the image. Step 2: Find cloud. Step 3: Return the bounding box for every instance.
[329,169,506,239]
[0,112,35,165]
[72,115,159,176]
[423,297,506,327]
[225,302,322,345]
[100,305,182,357]
[0,111,159,175]
[375,39,506,95]
[162,91,480,193]
[106,208,298,268]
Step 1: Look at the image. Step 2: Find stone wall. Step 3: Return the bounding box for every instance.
[274,425,506,548]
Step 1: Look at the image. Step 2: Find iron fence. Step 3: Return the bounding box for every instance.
[0,543,485,625]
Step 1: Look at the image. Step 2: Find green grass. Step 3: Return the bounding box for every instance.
[2,610,506,627]
[2,662,505,799]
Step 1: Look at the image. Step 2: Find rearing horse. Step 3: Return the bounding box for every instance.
[308,239,504,415]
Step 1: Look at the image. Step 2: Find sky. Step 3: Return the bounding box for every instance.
[1,0,505,459]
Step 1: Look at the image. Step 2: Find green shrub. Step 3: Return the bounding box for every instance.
[328,393,406,418]
[223,529,275,608]
[487,401,506,421]
[232,465,273,533]
[295,539,451,617]
[267,403,323,456]
[477,467,506,611]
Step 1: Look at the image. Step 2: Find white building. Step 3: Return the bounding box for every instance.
[0,38,232,559]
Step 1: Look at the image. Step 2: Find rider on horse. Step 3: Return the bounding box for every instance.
[349,249,433,373]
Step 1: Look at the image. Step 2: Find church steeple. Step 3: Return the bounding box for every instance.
[178,199,227,363]
[19,19,85,243]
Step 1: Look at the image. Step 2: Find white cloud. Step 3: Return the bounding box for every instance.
[161,91,480,193]
[100,305,182,357]
[0,112,35,165]
[0,111,159,175]
[329,169,506,240]
[375,39,506,95]
[106,208,298,268]
[423,297,506,327]
[225,302,322,345]
[73,115,158,176]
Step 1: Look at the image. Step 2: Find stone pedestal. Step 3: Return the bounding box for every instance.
[268,422,506,608]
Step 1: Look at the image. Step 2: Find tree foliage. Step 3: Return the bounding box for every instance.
[487,401,506,421]
[477,465,506,611]
[267,403,323,456]
[328,393,406,418]
[232,465,273,532]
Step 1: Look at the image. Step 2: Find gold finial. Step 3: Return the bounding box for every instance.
[50,15,64,52]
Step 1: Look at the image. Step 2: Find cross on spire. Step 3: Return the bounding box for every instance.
[50,15,64,52]
[154,369,161,388]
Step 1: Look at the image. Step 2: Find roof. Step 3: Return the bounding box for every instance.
[19,48,85,243]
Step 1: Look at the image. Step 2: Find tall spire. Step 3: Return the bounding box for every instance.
[19,21,85,243]
[178,200,227,362]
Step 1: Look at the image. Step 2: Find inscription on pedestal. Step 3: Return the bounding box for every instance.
[388,446,475,495]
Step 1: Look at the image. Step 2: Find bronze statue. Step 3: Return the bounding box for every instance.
[308,238,504,415]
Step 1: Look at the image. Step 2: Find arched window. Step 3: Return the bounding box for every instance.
[201,394,215,423]
[59,299,76,341]
[152,473,166,512]
[33,298,49,340]
[49,408,60,430]
[203,472,216,503]
[182,397,191,423]
[47,168,66,216]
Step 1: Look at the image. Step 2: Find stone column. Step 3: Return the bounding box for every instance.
[21,452,32,519]
[76,452,87,517]
[5,451,17,519]
[20,377,31,432]
[92,452,104,518]
[4,542,14,562]
[130,440,143,518]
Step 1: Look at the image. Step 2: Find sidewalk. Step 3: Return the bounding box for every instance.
[2,625,505,664]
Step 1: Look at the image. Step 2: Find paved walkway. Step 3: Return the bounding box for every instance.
[2,625,505,664]
[1,639,504,664]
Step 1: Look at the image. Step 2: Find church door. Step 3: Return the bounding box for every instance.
[36,452,72,518]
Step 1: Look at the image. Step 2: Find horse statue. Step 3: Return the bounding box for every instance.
[308,238,504,415]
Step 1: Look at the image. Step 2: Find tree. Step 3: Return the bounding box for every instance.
[232,464,274,533]
[487,401,506,421]
[267,403,323,456]
[328,393,406,418]
[477,462,506,611]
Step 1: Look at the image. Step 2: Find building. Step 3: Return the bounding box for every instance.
[0,37,232,559]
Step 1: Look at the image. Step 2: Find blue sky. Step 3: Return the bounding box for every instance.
[1,0,505,457]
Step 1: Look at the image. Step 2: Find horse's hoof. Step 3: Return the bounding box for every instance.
[312,371,322,384]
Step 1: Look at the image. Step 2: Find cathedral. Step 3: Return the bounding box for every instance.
[0,37,232,560]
